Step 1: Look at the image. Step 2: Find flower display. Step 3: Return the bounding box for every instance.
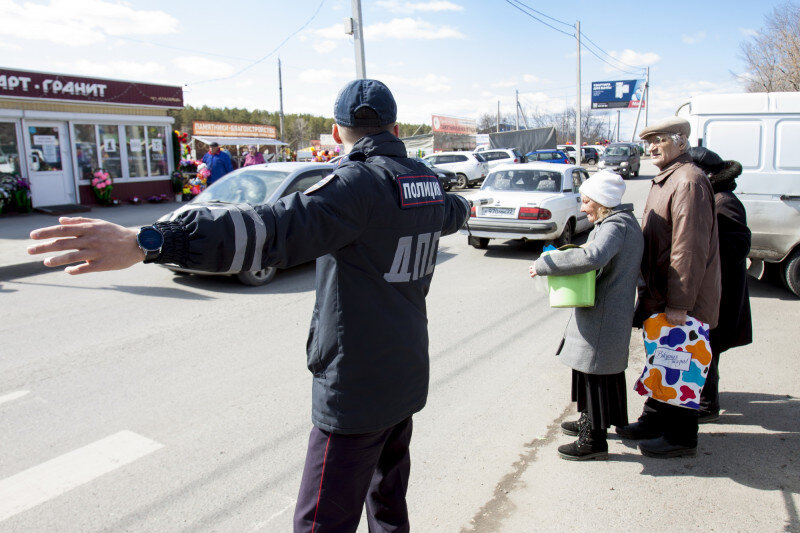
[91,169,113,204]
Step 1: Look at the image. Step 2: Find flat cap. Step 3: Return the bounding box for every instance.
[639,117,690,140]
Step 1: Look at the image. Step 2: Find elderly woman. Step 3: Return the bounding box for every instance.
[529,170,644,460]
[243,145,266,166]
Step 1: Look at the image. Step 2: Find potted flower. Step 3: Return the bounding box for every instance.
[91,169,113,205]
[170,171,185,201]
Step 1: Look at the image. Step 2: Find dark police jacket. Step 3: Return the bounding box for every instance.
[154,132,470,434]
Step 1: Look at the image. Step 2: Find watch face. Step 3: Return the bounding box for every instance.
[138,227,163,251]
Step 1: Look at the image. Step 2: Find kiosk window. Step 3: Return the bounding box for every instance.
[0,122,21,175]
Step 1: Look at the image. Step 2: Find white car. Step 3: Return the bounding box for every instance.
[459,162,594,248]
[423,151,488,189]
[476,148,526,171]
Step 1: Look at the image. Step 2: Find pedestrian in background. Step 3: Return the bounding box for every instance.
[689,146,752,423]
[530,170,644,460]
[243,145,265,166]
[201,142,233,185]
[618,117,721,458]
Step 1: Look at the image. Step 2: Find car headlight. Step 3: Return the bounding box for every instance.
[620,161,628,166]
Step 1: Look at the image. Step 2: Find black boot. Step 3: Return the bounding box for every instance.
[558,421,608,461]
[561,411,589,436]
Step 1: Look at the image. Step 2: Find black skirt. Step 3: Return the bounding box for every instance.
[571,369,628,430]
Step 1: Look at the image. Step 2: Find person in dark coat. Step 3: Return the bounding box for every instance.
[689,147,753,422]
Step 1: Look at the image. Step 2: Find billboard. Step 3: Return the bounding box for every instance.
[591,80,646,109]
[193,121,277,138]
[0,67,183,108]
[431,114,476,135]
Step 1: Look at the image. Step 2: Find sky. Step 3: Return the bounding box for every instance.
[0,0,786,139]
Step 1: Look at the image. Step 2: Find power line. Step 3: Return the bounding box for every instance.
[503,0,574,38]
[579,31,647,71]
[187,0,326,86]
[507,0,573,29]
[115,36,252,62]
[581,41,645,76]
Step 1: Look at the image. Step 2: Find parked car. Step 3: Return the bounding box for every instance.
[476,148,526,170]
[159,162,334,286]
[526,149,571,164]
[557,145,600,165]
[458,162,594,249]
[414,157,458,191]
[423,151,488,188]
[597,142,641,178]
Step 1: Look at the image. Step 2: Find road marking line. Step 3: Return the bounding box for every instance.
[0,430,163,523]
[0,390,30,407]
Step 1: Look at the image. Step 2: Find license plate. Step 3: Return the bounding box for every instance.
[482,207,515,216]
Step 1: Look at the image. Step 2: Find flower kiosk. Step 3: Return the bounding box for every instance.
[0,67,183,210]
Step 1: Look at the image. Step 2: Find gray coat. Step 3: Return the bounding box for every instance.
[533,204,644,375]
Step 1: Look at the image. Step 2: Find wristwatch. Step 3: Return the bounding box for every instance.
[136,225,164,263]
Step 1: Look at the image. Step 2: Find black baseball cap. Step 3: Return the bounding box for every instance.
[334,79,397,127]
[689,146,725,173]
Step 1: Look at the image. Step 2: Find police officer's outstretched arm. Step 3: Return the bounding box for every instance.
[442,193,471,235]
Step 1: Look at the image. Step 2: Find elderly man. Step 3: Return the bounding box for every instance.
[616,117,721,458]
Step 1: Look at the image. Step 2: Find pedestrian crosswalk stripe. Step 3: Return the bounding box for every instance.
[0,390,29,407]
[0,430,163,523]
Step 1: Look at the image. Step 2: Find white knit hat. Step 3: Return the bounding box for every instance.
[578,170,626,208]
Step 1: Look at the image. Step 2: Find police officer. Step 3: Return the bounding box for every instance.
[28,79,470,532]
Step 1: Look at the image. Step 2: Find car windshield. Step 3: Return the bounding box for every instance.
[194,168,291,205]
[482,169,562,192]
[605,146,630,156]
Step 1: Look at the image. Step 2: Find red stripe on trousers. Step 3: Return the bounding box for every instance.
[311,433,332,533]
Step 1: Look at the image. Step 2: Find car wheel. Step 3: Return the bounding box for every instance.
[782,249,800,297]
[633,167,639,177]
[443,183,452,191]
[554,220,574,247]
[587,158,596,165]
[468,236,489,249]
[569,157,576,164]
[456,174,468,189]
[237,267,277,286]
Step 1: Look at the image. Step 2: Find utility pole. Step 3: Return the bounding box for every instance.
[346,0,367,79]
[575,20,582,160]
[630,67,649,142]
[644,66,650,128]
[278,58,285,159]
[616,110,621,142]
[497,100,500,133]
[515,90,520,130]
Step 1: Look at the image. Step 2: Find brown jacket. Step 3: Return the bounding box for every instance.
[636,153,721,327]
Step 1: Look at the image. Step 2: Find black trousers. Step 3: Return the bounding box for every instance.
[293,417,413,533]
[639,398,699,447]
[699,346,721,414]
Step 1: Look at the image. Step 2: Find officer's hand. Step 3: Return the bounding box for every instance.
[664,307,687,326]
[529,264,538,278]
[28,217,144,274]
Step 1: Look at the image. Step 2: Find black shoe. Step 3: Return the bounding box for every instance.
[638,436,697,458]
[558,440,608,461]
[697,410,720,424]
[561,411,589,436]
[615,421,662,441]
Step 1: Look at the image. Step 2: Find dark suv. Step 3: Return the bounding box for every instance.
[598,143,641,178]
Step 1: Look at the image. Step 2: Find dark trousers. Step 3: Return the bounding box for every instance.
[639,398,699,447]
[700,347,721,414]
[293,417,413,533]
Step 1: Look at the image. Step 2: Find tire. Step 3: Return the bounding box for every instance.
[587,158,596,165]
[443,183,452,191]
[237,267,277,286]
[456,173,468,189]
[569,157,576,165]
[782,249,800,297]
[468,236,489,249]
[554,220,574,248]
[633,166,639,177]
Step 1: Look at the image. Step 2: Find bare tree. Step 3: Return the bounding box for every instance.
[739,2,800,92]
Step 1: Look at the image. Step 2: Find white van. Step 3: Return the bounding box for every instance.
[678,92,800,296]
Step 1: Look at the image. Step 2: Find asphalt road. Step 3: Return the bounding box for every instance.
[1,160,798,532]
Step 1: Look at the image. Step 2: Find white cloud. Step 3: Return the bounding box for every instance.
[312,23,347,40]
[0,0,179,46]
[490,78,517,88]
[298,68,352,85]
[681,31,706,45]
[173,57,235,78]
[0,40,22,50]
[313,40,339,53]
[365,18,465,40]
[63,59,167,81]
[523,74,550,84]
[739,27,758,37]
[380,73,452,93]
[602,49,660,73]
[375,1,464,13]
